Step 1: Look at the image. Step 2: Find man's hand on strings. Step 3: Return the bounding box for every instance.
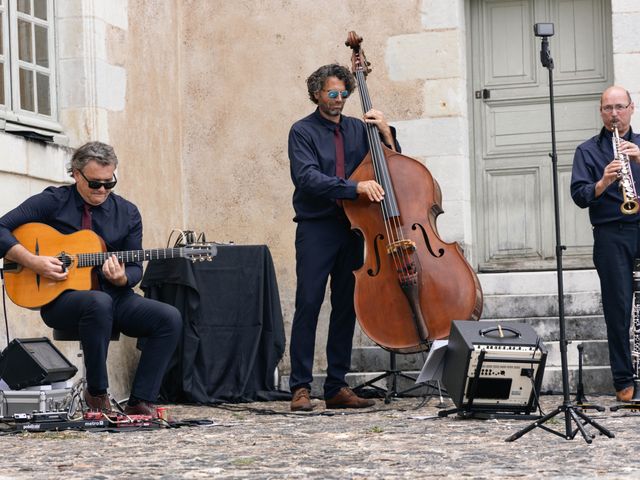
[102,254,127,287]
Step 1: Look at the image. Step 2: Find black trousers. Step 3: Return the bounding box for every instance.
[289,217,363,399]
[41,289,182,402]
[593,222,640,391]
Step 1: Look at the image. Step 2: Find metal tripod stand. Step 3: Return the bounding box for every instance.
[353,351,445,405]
[506,23,613,444]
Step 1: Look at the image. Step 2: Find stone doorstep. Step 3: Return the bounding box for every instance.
[482,291,603,319]
[477,269,600,296]
[279,372,434,399]
[544,339,610,367]
[478,316,607,342]
[280,362,613,399]
[541,366,612,395]
[351,315,608,371]
[351,337,608,372]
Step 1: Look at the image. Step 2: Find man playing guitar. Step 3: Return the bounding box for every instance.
[0,141,182,417]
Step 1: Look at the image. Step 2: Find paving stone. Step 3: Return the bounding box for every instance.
[0,394,638,478]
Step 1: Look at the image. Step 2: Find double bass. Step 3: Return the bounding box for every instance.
[343,32,483,353]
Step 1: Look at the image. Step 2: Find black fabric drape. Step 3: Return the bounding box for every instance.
[140,245,286,403]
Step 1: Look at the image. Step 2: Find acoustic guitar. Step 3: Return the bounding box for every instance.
[2,223,215,309]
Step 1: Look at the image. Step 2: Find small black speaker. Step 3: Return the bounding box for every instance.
[442,321,547,414]
[0,337,78,390]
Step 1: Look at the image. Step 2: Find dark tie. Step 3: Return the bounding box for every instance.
[81,204,92,230]
[334,126,345,178]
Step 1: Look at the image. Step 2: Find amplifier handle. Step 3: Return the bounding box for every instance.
[479,326,521,338]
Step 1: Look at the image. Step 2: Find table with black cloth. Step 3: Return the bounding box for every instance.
[140,244,286,404]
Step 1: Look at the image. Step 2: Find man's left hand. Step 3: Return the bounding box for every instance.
[102,254,127,287]
[619,140,640,162]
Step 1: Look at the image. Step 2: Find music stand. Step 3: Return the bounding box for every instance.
[506,23,613,443]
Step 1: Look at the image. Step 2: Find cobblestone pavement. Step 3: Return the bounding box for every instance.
[0,394,639,479]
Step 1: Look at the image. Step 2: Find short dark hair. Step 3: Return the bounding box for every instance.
[67,141,118,176]
[306,64,356,104]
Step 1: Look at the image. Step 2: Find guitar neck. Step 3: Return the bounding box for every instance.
[77,248,188,267]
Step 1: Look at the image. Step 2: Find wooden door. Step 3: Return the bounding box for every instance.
[470,0,612,270]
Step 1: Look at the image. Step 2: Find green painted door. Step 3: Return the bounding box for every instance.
[470,0,612,270]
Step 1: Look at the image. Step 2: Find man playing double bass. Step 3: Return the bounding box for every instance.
[288,63,399,411]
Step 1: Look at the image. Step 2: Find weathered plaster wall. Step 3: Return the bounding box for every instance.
[0,0,478,396]
[612,0,640,132]
[105,0,185,398]
[0,0,184,400]
[176,0,475,377]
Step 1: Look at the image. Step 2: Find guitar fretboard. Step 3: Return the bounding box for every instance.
[77,248,188,267]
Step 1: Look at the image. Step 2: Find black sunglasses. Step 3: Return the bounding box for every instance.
[78,169,118,190]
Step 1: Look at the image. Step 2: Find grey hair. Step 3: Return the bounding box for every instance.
[67,141,118,176]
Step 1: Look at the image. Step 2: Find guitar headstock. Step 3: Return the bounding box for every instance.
[184,243,216,262]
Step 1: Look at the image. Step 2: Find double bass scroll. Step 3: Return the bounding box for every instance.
[343,31,483,354]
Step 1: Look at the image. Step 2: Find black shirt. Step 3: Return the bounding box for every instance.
[571,127,640,225]
[288,108,399,222]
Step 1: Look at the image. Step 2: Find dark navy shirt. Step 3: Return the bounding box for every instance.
[0,184,143,293]
[571,127,640,225]
[289,108,399,221]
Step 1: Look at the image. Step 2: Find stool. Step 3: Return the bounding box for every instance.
[52,327,121,376]
[52,327,121,413]
[53,327,121,342]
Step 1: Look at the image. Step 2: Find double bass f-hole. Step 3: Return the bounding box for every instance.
[412,223,445,258]
[342,31,483,353]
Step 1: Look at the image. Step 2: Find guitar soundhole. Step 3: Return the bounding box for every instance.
[57,253,74,270]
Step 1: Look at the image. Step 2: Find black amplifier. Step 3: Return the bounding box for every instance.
[442,320,547,414]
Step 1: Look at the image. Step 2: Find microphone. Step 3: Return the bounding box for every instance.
[534,23,554,69]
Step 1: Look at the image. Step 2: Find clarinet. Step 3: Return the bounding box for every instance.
[631,258,640,402]
[612,122,640,215]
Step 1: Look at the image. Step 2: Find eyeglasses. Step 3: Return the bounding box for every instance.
[601,102,632,113]
[324,89,350,99]
[78,169,118,190]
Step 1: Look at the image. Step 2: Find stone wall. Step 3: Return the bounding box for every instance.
[3,0,629,396]
[612,0,640,128]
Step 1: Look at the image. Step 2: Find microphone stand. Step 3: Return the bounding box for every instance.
[506,33,613,444]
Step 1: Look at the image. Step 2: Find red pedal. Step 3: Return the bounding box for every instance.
[83,411,104,420]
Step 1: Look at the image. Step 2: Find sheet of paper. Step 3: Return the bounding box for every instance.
[416,339,448,383]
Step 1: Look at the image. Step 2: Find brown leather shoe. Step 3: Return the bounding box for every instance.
[325,387,375,409]
[616,386,634,402]
[290,387,314,411]
[123,400,175,422]
[125,400,157,417]
[84,390,113,412]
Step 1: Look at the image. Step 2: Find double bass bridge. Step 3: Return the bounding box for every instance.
[386,239,416,256]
